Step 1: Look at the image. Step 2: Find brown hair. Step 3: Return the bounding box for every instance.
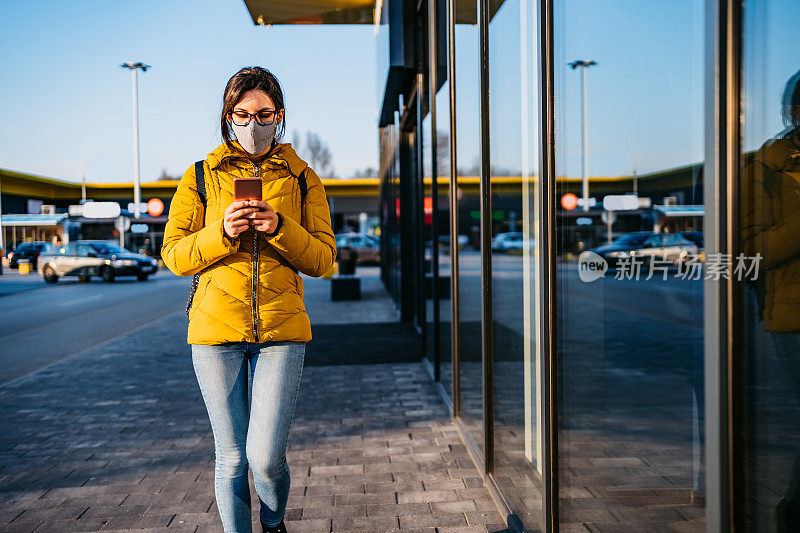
[782,69,800,130]
[220,66,286,152]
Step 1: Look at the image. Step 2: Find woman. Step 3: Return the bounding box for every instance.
[741,68,800,530]
[161,66,337,533]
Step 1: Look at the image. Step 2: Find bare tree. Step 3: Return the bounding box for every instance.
[436,129,449,178]
[351,167,377,179]
[158,168,180,181]
[304,132,334,177]
[291,130,303,153]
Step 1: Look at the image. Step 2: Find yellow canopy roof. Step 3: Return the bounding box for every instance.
[241,0,480,26]
[241,0,375,25]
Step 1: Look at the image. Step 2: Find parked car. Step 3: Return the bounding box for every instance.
[491,232,534,252]
[590,231,698,269]
[8,241,50,269]
[436,234,470,249]
[37,240,159,283]
[334,233,381,265]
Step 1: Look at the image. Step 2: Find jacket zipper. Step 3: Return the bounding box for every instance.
[251,161,260,342]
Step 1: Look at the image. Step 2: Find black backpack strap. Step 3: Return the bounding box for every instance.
[195,160,207,207]
[298,167,308,224]
[298,167,308,202]
[187,160,207,317]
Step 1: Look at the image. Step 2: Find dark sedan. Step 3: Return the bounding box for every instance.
[591,231,698,269]
[8,241,50,269]
[677,231,704,249]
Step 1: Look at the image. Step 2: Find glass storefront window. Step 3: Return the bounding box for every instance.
[739,0,800,528]
[454,0,484,457]
[434,79,454,403]
[379,112,402,303]
[553,0,706,529]
[488,0,543,530]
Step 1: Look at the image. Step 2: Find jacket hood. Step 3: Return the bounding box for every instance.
[206,140,309,177]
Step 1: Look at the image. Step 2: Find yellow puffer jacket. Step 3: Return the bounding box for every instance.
[161,140,337,345]
[741,130,800,331]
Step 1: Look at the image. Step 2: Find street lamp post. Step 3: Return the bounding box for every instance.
[569,59,597,212]
[120,61,150,219]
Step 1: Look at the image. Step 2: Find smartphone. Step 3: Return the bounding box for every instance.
[234,177,262,202]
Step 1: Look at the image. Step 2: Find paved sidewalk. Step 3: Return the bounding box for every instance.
[0,307,508,532]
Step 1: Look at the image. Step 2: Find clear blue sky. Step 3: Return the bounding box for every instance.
[1,0,797,185]
[454,0,798,180]
[0,0,378,183]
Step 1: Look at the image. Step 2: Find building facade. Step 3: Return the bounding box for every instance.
[369,0,800,531]
[0,170,380,256]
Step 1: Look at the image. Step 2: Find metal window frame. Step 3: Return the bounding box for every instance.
[478,0,495,475]
[448,0,461,419]
[415,69,428,349]
[536,0,559,529]
[428,0,442,382]
[704,0,742,530]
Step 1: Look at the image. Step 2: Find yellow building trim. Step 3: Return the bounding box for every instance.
[2,161,700,202]
[0,168,381,200]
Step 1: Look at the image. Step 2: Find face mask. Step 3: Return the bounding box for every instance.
[229,118,277,155]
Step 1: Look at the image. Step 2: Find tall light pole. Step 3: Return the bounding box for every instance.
[120,61,150,218]
[569,60,597,212]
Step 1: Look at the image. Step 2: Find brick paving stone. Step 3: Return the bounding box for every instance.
[397,489,460,504]
[431,500,479,514]
[101,513,175,530]
[169,511,220,526]
[34,518,107,532]
[399,512,467,528]
[301,504,368,519]
[0,520,45,533]
[437,526,492,533]
[333,492,396,505]
[0,304,507,533]
[101,528,197,533]
[10,506,87,523]
[280,518,331,533]
[366,480,422,493]
[332,515,399,531]
[366,501,432,517]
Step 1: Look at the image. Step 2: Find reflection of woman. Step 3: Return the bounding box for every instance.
[741,68,800,530]
[161,67,337,532]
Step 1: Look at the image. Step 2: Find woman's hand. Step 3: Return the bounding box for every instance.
[244,200,280,233]
[223,201,259,240]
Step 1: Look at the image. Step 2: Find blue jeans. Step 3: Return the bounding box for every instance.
[191,340,305,532]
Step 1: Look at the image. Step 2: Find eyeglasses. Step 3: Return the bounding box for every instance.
[230,109,277,126]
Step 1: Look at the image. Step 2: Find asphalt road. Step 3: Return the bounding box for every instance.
[430,249,703,335]
[0,269,192,385]
[2,251,705,387]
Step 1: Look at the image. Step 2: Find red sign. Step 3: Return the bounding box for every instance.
[561,193,578,211]
[424,196,432,224]
[147,198,165,217]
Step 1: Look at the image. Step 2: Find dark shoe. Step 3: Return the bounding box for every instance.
[260,518,287,533]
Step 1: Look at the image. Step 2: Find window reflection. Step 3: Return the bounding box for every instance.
[454,1,484,457]
[554,0,705,528]
[488,0,543,530]
[740,0,800,527]
[434,80,454,403]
